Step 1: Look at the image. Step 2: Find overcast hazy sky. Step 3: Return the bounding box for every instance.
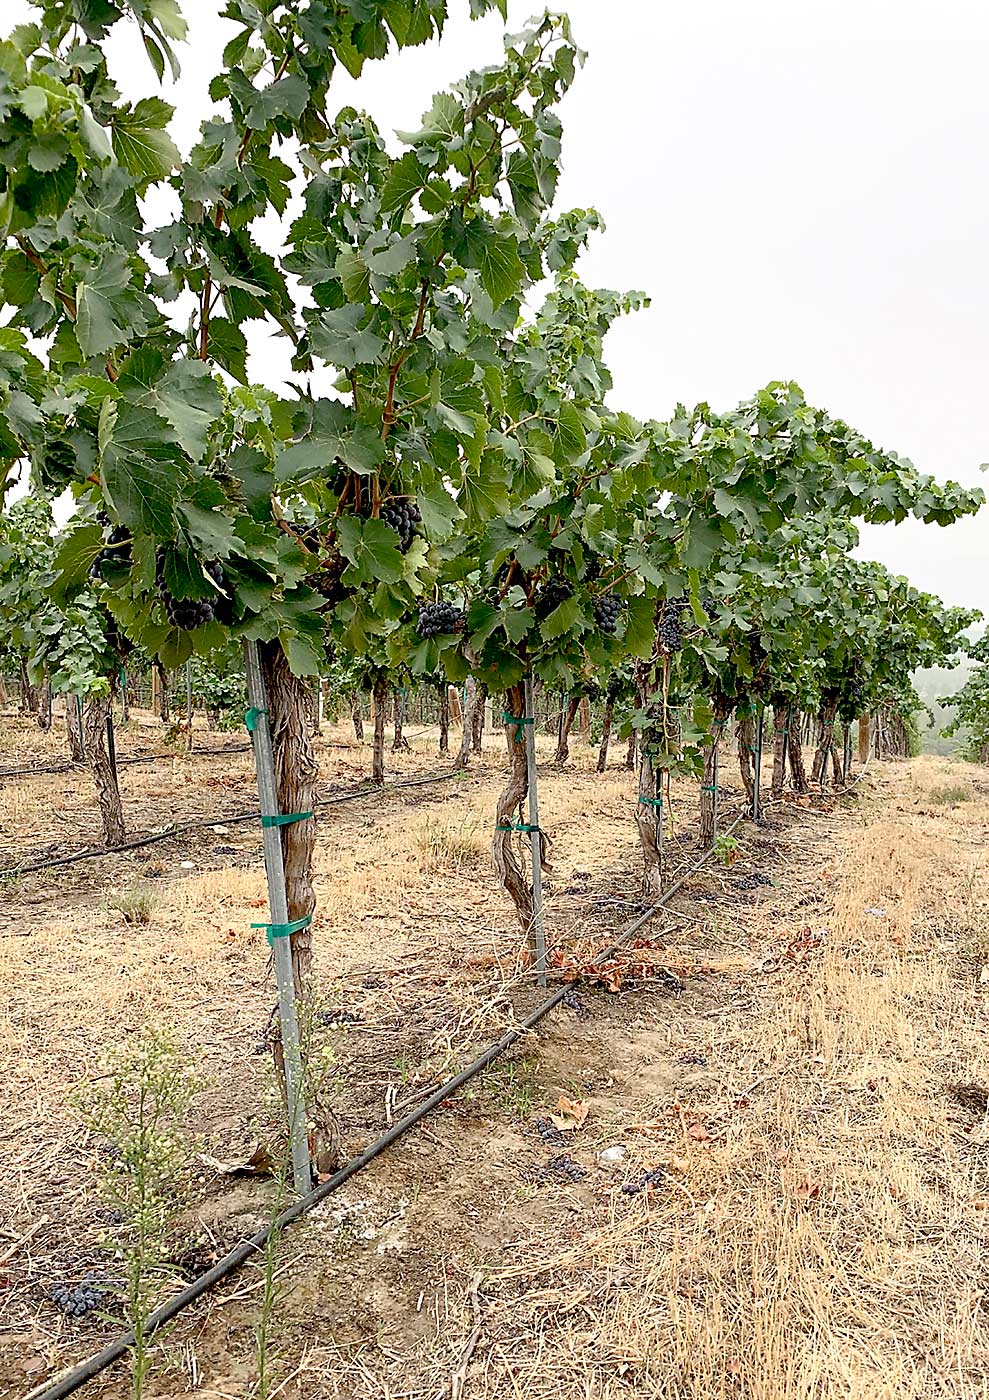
[7,0,988,618]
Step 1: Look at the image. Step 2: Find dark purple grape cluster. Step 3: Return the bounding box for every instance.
[561,987,589,1021]
[659,598,689,653]
[90,525,132,580]
[93,1206,124,1225]
[583,554,601,582]
[156,550,217,631]
[380,498,421,553]
[606,671,626,702]
[284,519,322,552]
[312,551,347,603]
[417,600,466,638]
[533,1116,565,1144]
[534,1154,586,1184]
[535,574,573,619]
[622,1166,667,1195]
[49,1276,106,1318]
[593,594,622,636]
[204,560,234,625]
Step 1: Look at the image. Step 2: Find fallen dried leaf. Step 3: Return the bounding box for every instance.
[549,1095,589,1132]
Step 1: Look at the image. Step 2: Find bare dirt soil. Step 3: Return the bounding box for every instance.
[3,711,989,1400]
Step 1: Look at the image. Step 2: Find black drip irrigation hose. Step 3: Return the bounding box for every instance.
[0,744,252,781]
[25,761,875,1400]
[0,771,463,880]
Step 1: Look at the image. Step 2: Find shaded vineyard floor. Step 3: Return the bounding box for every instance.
[2,720,989,1399]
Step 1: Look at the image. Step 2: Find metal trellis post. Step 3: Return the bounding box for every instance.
[75,694,86,760]
[119,667,127,724]
[524,675,547,987]
[243,640,312,1196]
[752,708,764,822]
[843,721,853,784]
[655,759,664,890]
[105,706,116,782]
[185,660,194,753]
[711,723,720,842]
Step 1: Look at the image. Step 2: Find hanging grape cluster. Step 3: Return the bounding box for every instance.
[535,574,573,619]
[380,497,421,554]
[592,594,622,635]
[204,560,234,625]
[283,519,323,552]
[417,599,466,638]
[90,523,132,580]
[156,551,231,631]
[311,550,347,603]
[658,597,689,653]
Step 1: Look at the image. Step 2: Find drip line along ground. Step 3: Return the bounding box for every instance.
[0,770,466,880]
[0,743,252,781]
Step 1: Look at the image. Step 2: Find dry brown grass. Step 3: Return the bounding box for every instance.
[7,710,987,1400]
[472,755,989,1400]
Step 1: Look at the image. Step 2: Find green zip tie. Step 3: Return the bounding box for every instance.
[496,822,539,833]
[701,784,719,793]
[245,706,267,733]
[260,811,313,828]
[637,796,663,806]
[503,712,534,744]
[251,913,312,947]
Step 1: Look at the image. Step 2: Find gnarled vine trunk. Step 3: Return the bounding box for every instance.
[472,683,487,754]
[19,654,37,715]
[635,743,663,900]
[153,660,169,722]
[371,679,387,783]
[699,706,731,843]
[625,731,637,770]
[258,641,318,998]
[788,707,809,793]
[257,641,339,1174]
[392,690,410,751]
[492,682,547,934]
[737,710,755,805]
[456,676,478,769]
[770,703,788,799]
[811,699,839,785]
[84,687,124,848]
[36,674,52,732]
[596,699,614,773]
[350,691,364,740]
[554,694,581,765]
[65,694,85,762]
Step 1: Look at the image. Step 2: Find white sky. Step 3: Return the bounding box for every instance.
[6,0,989,618]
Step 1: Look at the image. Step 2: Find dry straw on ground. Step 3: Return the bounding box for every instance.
[2,718,988,1399]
